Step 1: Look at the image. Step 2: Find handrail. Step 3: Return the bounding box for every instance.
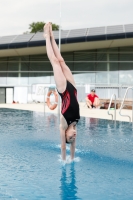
[31,83,45,103]
[119,86,133,122]
[31,83,37,103]
[107,94,116,121]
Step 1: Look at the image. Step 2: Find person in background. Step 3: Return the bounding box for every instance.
[86,89,100,109]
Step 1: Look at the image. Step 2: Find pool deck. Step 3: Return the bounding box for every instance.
[0,103,132,122]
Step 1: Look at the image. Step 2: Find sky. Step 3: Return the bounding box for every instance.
[0,0,133,36]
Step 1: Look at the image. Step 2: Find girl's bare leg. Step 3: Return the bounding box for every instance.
[44,24,66,93]
[49,23,76,87]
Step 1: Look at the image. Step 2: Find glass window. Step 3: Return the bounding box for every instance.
[61,53,74,71]
[50,73,55,84]
[110,53,118,59]
[96,52,107,71]
[108,47,118,53]
[29,62,52,71]
[119,47,133,52]
[74,52,96,71]
[29,73,51,84]
[73,72,95,84]
[8,57,19,61]
[19,73,29,85]
[7,73,19,85]
[119,60,133,84]
[119,70,133,84]
[0,73,7,85]
[110,63,118,71]
[8,62,19,71]
[109,71,119,84]
[0,62,8,71]
[51,72,96,85]
[95,63,107,71]
[119,62,133,71]
[109,53,119,83]
[97,53,107,61]
[96,72,108,83]
[8,57,19,71]
[74,62,95,71]
[21,62,29,71]
[119,53,133,62]
[0,58,7,61]
[21,56,29,71]
[30,54,48,61]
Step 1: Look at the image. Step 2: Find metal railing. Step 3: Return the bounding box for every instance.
[119,86,133,122]
[31,83,47,103]
[107,94,116,121]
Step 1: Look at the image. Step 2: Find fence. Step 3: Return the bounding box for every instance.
[77,84,133,102]
[29,83,133,103]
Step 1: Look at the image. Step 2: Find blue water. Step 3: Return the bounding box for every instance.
[0,109,133,200]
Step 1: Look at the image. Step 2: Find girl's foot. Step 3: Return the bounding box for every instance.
[49,22,54,38]
[43,23,50,38]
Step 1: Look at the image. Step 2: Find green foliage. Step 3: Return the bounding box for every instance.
[29,22,59,33]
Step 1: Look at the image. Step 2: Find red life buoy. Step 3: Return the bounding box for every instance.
[46,91,58,110]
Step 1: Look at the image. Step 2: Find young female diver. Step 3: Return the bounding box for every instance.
[43,23,80,161]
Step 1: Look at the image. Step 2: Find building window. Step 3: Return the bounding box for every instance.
[29,73,51,84]
[73,72,95,84]
[0,73,7,85]
[7,73,19,85]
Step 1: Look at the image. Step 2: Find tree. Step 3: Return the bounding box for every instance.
[29,22,59,33]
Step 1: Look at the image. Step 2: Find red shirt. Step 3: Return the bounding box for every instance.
[87,94,98,103]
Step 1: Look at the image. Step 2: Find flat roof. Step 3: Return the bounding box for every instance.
[0,24,133,57]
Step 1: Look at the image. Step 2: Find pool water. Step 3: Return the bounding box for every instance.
[0,108,133,200]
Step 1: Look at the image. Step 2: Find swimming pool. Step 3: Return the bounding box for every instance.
[0,108,133,200]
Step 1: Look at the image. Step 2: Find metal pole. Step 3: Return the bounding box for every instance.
[59,0,61,52]
[107,53,110,84]
[114,94,116,128]
[44,88,45,113]
[58,0,61,114]
[132,89,133,123]
[114,95,116,121]
[44,87,49,113]
[107,94,116,121]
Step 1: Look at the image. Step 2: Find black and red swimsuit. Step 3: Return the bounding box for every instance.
[58,81,80,126]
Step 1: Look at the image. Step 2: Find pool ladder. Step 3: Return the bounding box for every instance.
[119,86,133,122]
[107,94,116,121]
[108,87,133,122]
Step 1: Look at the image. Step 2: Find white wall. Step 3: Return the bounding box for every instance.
[6,88,13,103]
[14,87,28,103]
[29,84,56,103]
